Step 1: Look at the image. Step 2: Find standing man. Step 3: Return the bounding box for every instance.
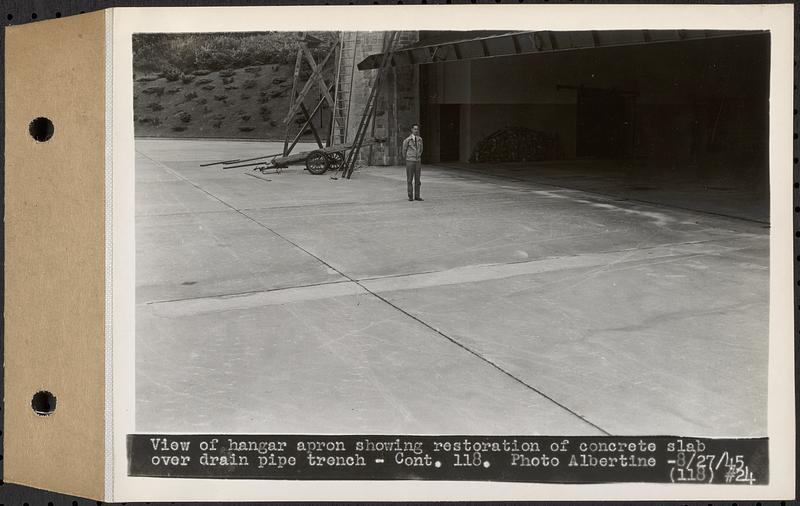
[402,124,424,201]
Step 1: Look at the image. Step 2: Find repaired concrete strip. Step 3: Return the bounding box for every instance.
[147,237,757,318]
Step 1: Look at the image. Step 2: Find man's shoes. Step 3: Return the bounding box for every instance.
[414,197,424,201]
[408,196,413,201]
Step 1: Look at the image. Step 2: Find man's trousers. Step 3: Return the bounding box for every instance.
[406,160,421,199]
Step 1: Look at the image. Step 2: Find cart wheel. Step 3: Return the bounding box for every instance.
[306,150,329,175]
[327,152,345,172]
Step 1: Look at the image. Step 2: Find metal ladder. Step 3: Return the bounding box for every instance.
[330,32,359,146]
[340,31,399,179]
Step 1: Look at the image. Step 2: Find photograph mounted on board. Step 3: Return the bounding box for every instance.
[130,26,774,485]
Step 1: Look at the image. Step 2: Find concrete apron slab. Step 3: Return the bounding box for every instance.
[135,138,320,164]
[136,293,604,435]
[135,139,769,436]
[136,210,345,304]
[244,188,766,281]
[366,243,768,437]
[436,161,770,223]
[142,238,767,435]
[154,161,505,211]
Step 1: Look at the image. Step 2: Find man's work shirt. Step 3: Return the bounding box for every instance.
[402,134,424,161]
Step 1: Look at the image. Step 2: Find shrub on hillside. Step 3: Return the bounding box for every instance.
[163,65,182,82]
[139,116,162,126]
[143,86,165,96]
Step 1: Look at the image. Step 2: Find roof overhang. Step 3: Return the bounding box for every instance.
[357,29,766,70]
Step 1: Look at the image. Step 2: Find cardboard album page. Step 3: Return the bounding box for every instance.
[4,10,107,501]
[5,4,796,502]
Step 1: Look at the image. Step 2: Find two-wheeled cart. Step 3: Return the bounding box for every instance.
[214,137,384,176]
[204,31,400,179]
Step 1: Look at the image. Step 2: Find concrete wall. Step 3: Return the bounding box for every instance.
[348,31,419,166]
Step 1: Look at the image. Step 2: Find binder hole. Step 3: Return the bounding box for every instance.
[6,14,12,20]
[29,117,54,142]
[30,12,37,19]
[31,390,56,416]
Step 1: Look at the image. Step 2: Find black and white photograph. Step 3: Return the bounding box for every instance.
[119,6,793,494]
[134,27,769,433]
[2,3,795,503]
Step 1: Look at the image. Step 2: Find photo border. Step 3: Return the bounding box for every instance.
[111,4,795,501]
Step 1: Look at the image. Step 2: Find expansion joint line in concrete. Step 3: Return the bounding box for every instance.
[145,278,353,306]
[138,150,611,435]
[360,288,613,436]
[236,215,613,436]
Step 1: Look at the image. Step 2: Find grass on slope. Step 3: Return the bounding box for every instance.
[133,63,330,140]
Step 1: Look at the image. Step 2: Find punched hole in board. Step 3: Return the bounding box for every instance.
[31,391,57,416]
[29,117,54,142]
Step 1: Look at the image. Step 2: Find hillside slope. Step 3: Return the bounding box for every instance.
[133,64,328,140]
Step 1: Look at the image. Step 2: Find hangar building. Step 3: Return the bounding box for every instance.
[343,30,769,220]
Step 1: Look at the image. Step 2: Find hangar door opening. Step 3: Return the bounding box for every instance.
[409,30,769,221]
[575,87,636,158]
[439,105,461,162]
